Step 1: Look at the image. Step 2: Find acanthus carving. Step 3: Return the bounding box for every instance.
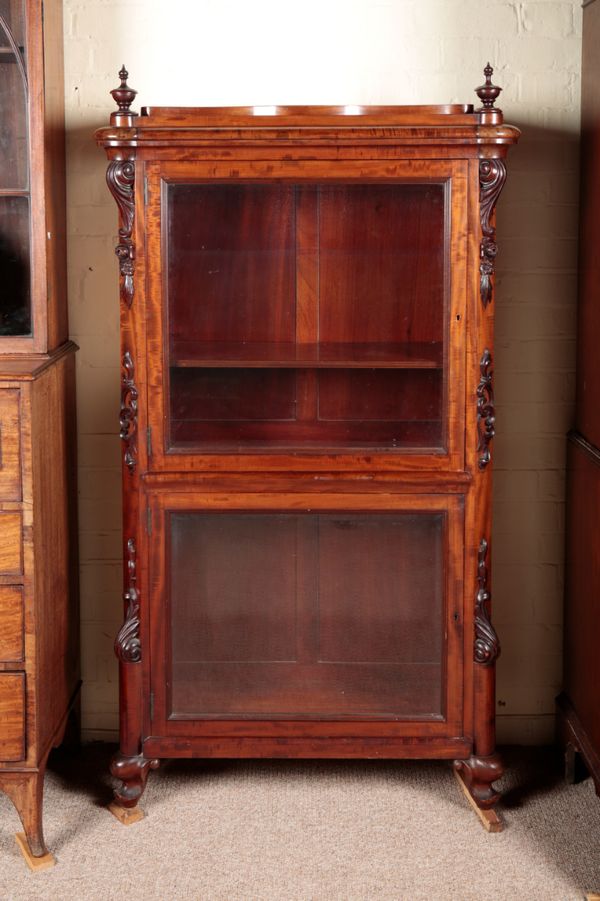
[474,538,500,666]
[477,348,495,470]
[479,158,507,308]
[115,538,141,664]
[106,159,135,306]
[119,350,138,474]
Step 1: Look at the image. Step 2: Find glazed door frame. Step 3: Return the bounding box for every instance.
[142,158,469,473]
[143,489,466,747]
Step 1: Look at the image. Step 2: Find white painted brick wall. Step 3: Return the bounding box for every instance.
[63,0,582,743]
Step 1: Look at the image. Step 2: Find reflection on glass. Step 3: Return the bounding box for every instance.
[0,196,31,335]
[0,6,28,190]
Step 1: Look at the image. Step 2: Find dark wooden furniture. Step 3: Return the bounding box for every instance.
[97,66,518,829]
[0,0,79,869]
[557,0,600,797]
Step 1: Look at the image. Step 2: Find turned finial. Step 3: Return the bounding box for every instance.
[475,63,502,112]
[111,65,138,114]
[109,65,138,126]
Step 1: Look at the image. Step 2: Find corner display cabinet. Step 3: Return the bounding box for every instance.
[97,66,519,831]
[0,0,79,870]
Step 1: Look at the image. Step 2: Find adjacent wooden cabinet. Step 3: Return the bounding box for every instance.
[557,0,600,798]
[97,66,518,827]
[0,0,79,869]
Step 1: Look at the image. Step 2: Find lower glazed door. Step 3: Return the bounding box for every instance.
[146,492,465,748]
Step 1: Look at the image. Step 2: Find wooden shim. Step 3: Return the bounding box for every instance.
[107,801,145,826]
[453,767,504,833]
[15,833,56,871]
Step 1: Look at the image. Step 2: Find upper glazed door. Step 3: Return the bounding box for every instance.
[0,1,31,338]
[144,159,468,472]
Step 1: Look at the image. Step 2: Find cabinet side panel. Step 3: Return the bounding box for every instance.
[564,438,600,754]
[30,352,79,754]
[576,0,600,447]
[41,0,68,350]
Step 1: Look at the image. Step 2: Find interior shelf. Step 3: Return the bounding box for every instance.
[0,46,24,59]
[170,340,443,369]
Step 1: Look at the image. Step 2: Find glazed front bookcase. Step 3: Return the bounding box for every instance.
[97,68,518,826]
[0,0,79,870]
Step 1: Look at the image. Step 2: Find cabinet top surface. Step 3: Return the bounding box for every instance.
[96,66,520,150]
[137,103,476,126]
[96,104,520,148]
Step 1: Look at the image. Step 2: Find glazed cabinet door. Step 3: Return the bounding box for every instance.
[145,491,466,750]
[143,159,468,472]
[0,0,31,338]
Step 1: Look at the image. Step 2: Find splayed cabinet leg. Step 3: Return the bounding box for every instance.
[0,759,56,869]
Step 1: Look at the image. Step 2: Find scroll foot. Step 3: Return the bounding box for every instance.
[453,753,504,831]
[109,752,159,820]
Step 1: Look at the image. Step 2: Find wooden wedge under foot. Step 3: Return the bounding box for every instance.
[15,833,55,871]
[107,801,145,825]
[453,768,504,833]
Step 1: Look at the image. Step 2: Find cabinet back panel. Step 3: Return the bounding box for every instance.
[168,368,443,450]
[167,183,297,346]
[168,512,444,718]
[0,196,31,336]
[318,184,445,344]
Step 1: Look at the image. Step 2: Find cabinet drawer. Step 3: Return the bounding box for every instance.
[0,673,25,761]
[0,587,23,662]
[0,390,21,501]
[0,512,22,575]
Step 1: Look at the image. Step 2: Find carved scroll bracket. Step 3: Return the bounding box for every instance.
[120,350,138,474]
[479,158,507,308]
[115,538,141,664]
[110,754,159,809]
[106,158,135,306]
[477,348,495,470]
[474,538,500,666]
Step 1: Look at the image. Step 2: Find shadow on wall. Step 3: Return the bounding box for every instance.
[493,122,579,743]
[66,116,125,738]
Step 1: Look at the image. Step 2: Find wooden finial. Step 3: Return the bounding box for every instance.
[475,63,502,112]
[111,65,137,113]
[110,65,138,125]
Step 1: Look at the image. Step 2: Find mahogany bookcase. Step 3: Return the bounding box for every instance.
[0,0,79,870]
[97,66,519,830]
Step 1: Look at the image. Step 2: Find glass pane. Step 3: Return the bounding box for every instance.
[0,195,31,335]
[165,182,447,453]
[169,368,443,450]
[168,183,296,353]
[0,0,25,42]
[0,5,28,190]
[318,184,445,345]
[169,512,445,719]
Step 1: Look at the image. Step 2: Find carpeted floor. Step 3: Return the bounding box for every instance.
[0,745,598,900]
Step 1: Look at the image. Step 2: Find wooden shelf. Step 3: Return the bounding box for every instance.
[170,340,443,369]
[0,46,25,59]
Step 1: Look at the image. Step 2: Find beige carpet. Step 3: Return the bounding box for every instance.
[0,745,598,900]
